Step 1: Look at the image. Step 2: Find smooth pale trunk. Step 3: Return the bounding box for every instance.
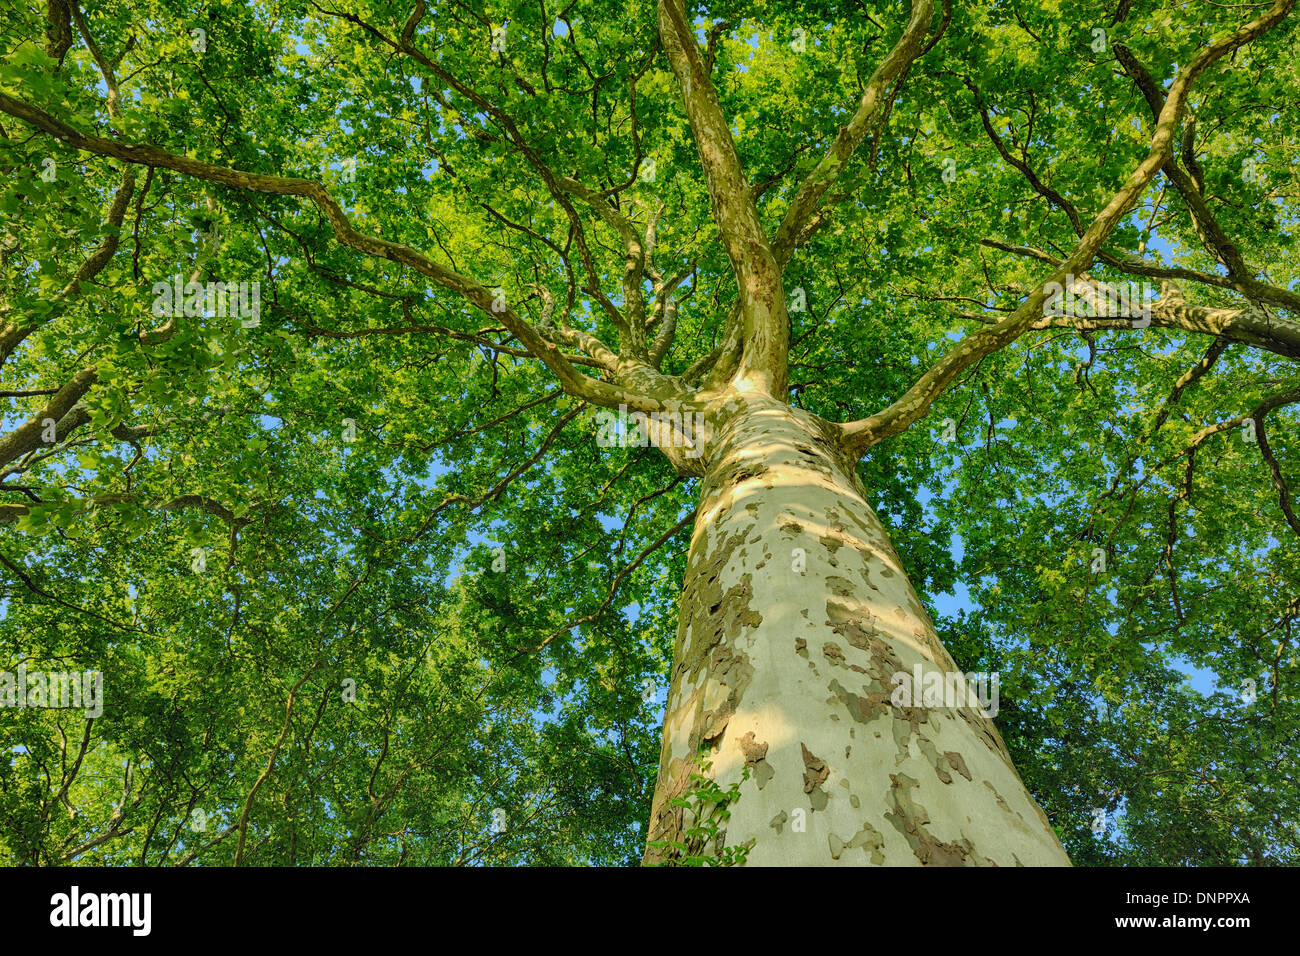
[644,397,1070,865]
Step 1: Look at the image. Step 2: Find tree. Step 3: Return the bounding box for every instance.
[1,0,1297,866]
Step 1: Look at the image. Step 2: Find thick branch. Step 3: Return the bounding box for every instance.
[0,94,679,414]
[839,0,1297,454]
[0,367,97,469]
[657,0,787,395]
[772,0,934,268]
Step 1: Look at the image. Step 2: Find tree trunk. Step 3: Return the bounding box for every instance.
[644,395,1070,866]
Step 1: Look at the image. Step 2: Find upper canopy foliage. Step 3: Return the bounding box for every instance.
[1,0,1297,864]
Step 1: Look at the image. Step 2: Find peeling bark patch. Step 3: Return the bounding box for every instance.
[770,810,788,834]
[699,643,755,744]
[826,575,855,597]
[917,736,949,783]
[983,780,1012,814]
[828,678,889,725]
[677,526,751,660]
[885,773,974,866]
[914,738,972,786]
[824,599,893,663]
[795,637,807,658]
[822,643,845,666]
[738,731,768,763]
[824,597,912,742]
[792,441,825,464]
[830,823,885,863]
[828,833,845,860]
[944,751,973,782]
[855,557,883,592]
[825,505,878,546]
[739,731,775,790]
[697,573,763,643]
[801,743,830,811]
[891,703,931,766]
[677,541,763,751]
[728,465,767,488]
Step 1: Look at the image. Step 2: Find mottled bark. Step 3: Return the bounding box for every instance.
[645,395,1069,865]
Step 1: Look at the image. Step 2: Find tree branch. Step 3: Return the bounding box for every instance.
[839,0,1297,454]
